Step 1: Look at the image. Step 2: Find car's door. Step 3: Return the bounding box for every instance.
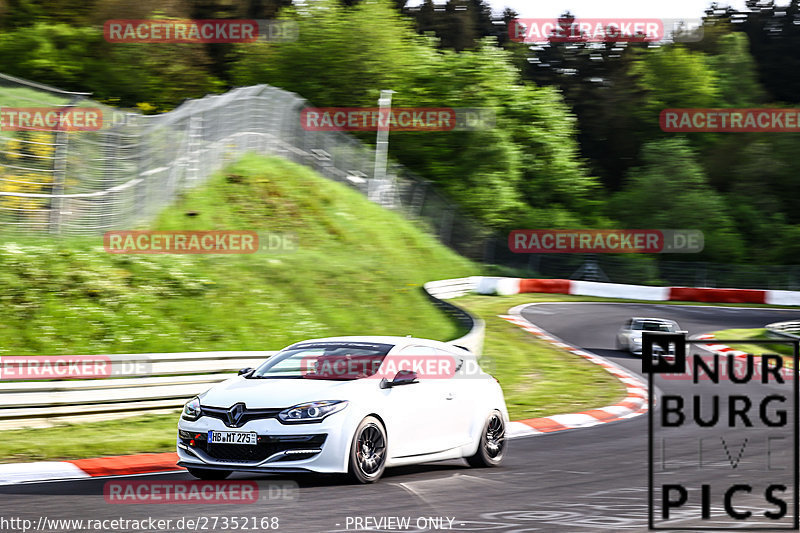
[380,345,449,458]
[435,347,476,449]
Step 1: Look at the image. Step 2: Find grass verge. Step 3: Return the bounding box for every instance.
[0,413,180,463]
[454,294,627,421]
[0,153,474,461]
[6,291,797,462]
[14,164,794,461]
[0,293,637,462]
[0,154,474,356]
[706,328,795,360]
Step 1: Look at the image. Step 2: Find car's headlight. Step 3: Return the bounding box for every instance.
[632,336,642,344]
[278,400,348,423]
[182,397,202,421]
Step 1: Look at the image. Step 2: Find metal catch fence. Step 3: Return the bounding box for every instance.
[1,73,799,289]
[0,74,489,260]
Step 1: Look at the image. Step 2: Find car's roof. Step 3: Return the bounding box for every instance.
[286,336,470,352]
[630,317,677,323]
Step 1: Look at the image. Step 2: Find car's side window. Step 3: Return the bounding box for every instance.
[394,345,461,379]
[434,347,464,373]
[389,345,429,376]
[396,345,433,356]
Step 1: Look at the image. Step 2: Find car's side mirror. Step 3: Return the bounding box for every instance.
[380,369,418,389]
[238,367,254,376]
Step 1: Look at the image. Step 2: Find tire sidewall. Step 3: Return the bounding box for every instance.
[348,416,387,483]
[477,410,505,466]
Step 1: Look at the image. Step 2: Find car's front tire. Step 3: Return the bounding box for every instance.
[348,416,387,484]
[186,467,232,480]
[467,410,506,468]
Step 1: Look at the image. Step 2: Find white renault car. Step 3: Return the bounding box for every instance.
[616,317,680,355]
[177,336,509,483]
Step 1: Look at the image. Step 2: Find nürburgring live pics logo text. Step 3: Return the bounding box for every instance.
[645,333,799,530]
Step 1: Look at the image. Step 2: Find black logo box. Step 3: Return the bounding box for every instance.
[645,332,800,530]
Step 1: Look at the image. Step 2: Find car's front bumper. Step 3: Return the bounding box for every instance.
[177,414,353,474]
[632,344,675,358]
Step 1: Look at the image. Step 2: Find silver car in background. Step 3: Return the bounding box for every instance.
[616,317,680,355]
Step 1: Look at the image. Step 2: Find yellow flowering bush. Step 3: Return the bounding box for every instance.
[0,131,57,216]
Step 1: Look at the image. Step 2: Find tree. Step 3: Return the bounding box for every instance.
[609,138,744,262]
[0,23,223,109]
[736,0,800,104]
[629,45,720,136]
[230,0,599,229]
[706,33,765,107]
[401,0,511,50]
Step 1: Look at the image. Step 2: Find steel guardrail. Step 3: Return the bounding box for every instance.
[0,278,486,429]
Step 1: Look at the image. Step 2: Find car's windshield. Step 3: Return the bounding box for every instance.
[632,321,675,332]
[250,342,394,380]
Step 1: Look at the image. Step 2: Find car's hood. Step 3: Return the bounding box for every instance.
[200,376,368,408]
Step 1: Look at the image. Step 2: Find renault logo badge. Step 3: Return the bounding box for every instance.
[226,403,245,427]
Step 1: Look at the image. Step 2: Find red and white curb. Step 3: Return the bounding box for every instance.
[0,330,653,485]
[0,461,90,485]
[0,452,181,485]
[502,305,648,438]
[695,333,748,357]
[476,277,800,306]
[0,301,652,483]
[692,333,793,381]
[3,330,775,482]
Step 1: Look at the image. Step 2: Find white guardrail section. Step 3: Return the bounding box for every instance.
[766,321,800,341]
[423,276,485,355]
[0,279,485,429]
[0,352,274,429]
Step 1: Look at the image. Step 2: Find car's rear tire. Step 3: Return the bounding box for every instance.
[186,467,232,480]
[467,410,506,468]
[347,416,387,483]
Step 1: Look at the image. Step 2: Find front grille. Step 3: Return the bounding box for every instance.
[201,406,283,428]
[180,432,326,463]
[207,442,275,462]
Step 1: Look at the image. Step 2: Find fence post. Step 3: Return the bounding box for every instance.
[483,235,496,264]
[48,96,82,235]
[186,113,202,187]
[439,208,454,246]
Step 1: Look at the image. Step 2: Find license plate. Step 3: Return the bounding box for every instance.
[208,430,257,445]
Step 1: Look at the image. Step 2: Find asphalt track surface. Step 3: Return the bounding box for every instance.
[4,303,800,533]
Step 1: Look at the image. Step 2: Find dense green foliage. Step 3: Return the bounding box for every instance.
[1,0,799,264]
[231,1,600,229]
